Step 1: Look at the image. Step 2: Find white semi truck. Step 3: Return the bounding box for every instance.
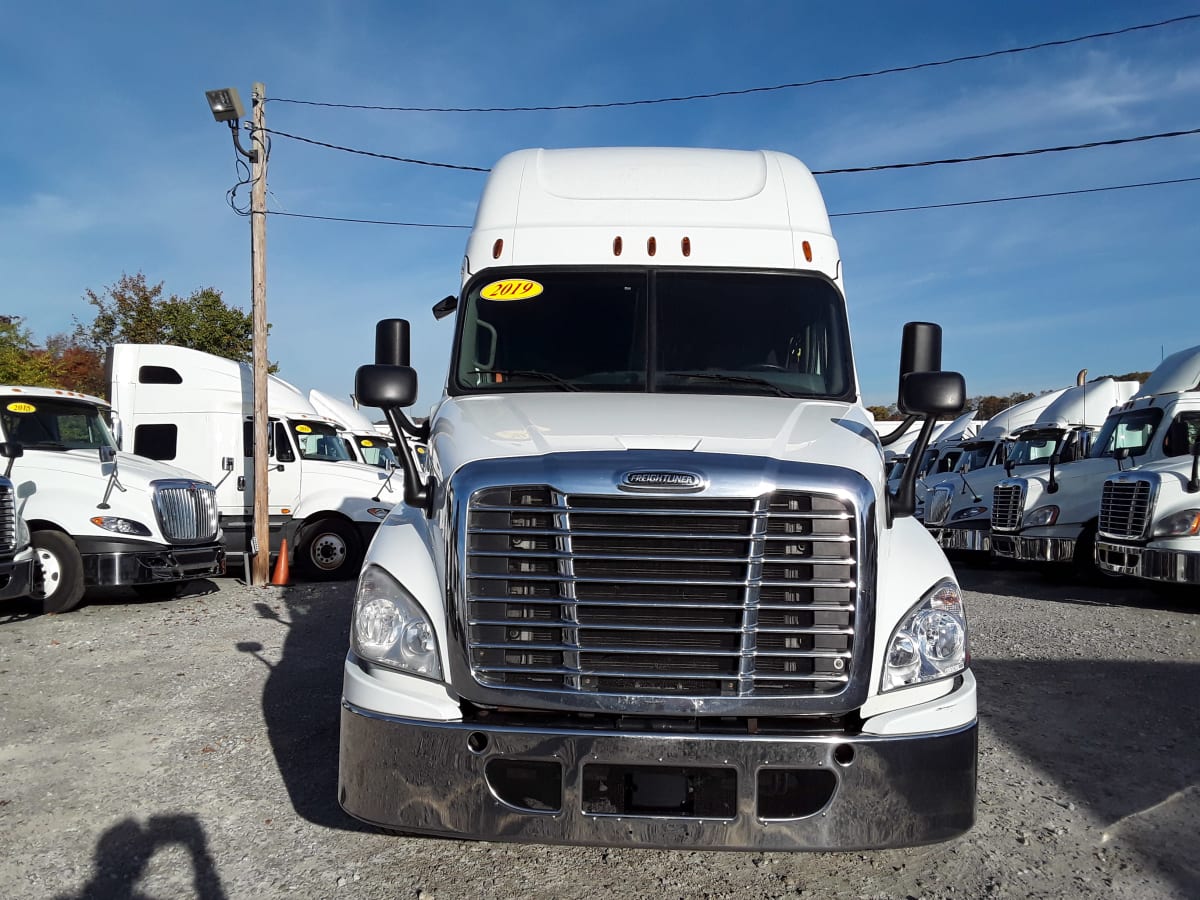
[108,345,398,581]
[923,382,1124,554]
[0,386,224,612]
[338,147,976,849]
[992,346,1199,573]
[0,447,36,603]
[308,388,399,469]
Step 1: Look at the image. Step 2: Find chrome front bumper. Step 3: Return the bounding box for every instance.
[933,522,991,553]
[990,533,1075,562]
[339,703,977,850]
[81,543,226,586]
[1096,539,1200,584]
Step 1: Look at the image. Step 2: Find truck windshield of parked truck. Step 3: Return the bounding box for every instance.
[1089,407,1163,459]
[354,435,397,468]
[289,420,353,462]
[0,398,117,451]
[453,269,853,399]
[1006,429,1066,466]
[957,440,998,473]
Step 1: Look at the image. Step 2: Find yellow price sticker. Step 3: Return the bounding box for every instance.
[6,402,36,413]
[295,424,313,434]
[480,278,544,301]
[361,439,374,447]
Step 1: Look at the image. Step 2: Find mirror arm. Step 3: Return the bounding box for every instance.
[1047,453,1059,494]
[889,415,937,523]
[1189,440,1200,494]
[878,415,920,448]
[381,407,431,513]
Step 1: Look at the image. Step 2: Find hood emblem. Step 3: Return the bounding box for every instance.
[619,470,706,492]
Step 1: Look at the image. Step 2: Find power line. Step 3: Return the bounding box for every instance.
[264,14,1200,113]
[262,125,1200,175]
[261,175,1200,228]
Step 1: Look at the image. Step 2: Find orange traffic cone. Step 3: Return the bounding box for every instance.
[270,538,292,586]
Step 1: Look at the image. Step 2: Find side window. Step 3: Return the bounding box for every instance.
[274,422,296,462]
[242,420,279,458]
[133,424,178,460]
[1163,413,1200,457]
[138,365,183,384]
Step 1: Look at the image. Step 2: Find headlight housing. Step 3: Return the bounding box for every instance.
[882,579,968,692]
[1153,508,1200,538]
[951,506,989,522]
[365,507,391,519]
[90,516,152,536]
[1023,505,1059,527]
[351,564,442,679]
[15,515,30,550]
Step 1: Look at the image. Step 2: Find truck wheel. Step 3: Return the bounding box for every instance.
[294,519,364,582]
[31,531,86,614]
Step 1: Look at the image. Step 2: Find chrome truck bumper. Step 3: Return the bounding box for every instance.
[1096,539,1200,584]
[76,537,226,586]
[0,551,35,601]
[339,690,977,851]
[990,533,1075,563]
[932,521,990,553]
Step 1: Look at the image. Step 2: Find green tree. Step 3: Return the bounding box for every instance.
[73,272,275,370]
[0,317,60,386]
[866,404,897,420]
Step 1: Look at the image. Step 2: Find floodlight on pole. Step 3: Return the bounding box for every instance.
[205,86,257,161]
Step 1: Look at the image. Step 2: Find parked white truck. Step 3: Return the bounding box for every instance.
[992,346,1199,573]
[0,386,224,612]
[108,345,398,581]
[923,382,1122,554]
[308,388,399,469]
[0,447,37,603]
[338,147,976,850]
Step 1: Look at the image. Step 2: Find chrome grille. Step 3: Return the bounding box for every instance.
[1098,477,1155,540]
[991,482,1025,532]
[0,481,15,555]
[153,480,219,543]
[464,485,857,699]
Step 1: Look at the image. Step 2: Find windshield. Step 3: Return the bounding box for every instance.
[1007,430,1064,466]
[355,435,397,468]
[453,269,853,399]
[1089,407,1163,459]
[289,420,352,462]
[0,397,117,451]
[957,440,995,473]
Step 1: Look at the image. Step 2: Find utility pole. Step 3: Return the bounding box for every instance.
[250,82,270,586]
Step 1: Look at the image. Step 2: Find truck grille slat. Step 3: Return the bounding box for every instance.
[153,480,219,544]
[0,483,15,555]
[465,485,858,699]
[1098,478,1156,540]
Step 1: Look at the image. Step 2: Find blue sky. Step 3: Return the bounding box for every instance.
[2,1,1197,413]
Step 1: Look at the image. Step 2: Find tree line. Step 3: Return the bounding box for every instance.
[1,272,271,397]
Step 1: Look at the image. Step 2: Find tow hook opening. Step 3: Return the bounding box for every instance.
[833,743,855,767]
[485,759,562,812]
[466,731,489,754]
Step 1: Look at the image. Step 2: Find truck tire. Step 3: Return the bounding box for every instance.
[294,518,364,582]
[31,531,86,614]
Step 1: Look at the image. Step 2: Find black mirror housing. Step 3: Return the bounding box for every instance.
[356,364,419,409]
[0,442,23,460]
[898,371,966,418]
[99,446,117,463]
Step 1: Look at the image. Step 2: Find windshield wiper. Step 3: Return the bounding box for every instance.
[493,370,583,391]
[663,371,795,398]
[24,440,69,451]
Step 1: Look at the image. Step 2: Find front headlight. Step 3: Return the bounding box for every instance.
[882,579,968,692]
[951,506,989,522]
[1024,505,1059,527]
[90,516,152,536]
[1153,509,1200,538]
[366,507,391,519]
[351,564,442,679]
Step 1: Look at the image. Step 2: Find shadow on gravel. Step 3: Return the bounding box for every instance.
[956,565,1192,613]
[240,581,370,833]
[0,579,222,625]
[56,814,226,900]
[975,656,1200,895]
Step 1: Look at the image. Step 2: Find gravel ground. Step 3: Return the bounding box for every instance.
[1,565,1196,900]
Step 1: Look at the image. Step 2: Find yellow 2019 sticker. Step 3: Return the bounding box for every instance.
[6,402,36,413]
[360,439,374,447]
[295,424,312,434]
[480,278,543,301]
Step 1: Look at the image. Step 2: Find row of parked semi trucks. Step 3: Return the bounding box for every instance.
[0,343,424,614]
[881,344,1200,587]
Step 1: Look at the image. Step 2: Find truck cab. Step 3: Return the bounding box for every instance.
[337,147,975,850]
[0,386,224,612]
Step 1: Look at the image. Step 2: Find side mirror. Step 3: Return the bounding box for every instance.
[898,371,966,418]
[99,446,117,464]
[0,442,23,460]
[1114,447,1131,461]
[355,365,418,409]
[222,456,235,472]
[432,295,458,320]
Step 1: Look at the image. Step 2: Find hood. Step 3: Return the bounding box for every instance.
[13,447,210,490]
[432,393,882,484]
[302,457,393,486]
